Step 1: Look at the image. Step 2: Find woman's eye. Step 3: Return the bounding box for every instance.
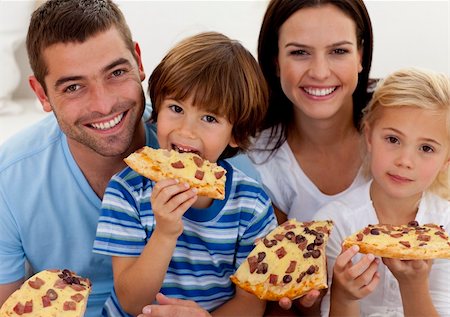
[332,48,348,55]
[290,49,308,56]
[169,105,183,113]
[202,115,217,123]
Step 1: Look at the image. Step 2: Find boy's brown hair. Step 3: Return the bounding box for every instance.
[26,0,136,91]
[148,31,269,159]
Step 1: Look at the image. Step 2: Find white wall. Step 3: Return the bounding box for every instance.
[2,0,450,99]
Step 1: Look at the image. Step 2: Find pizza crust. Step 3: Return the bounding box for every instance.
[343,222,450,260]
[0,269,91,317]
[124,147,226,200]
[231,219,333,300]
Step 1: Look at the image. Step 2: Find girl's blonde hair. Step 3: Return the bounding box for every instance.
[361,67,450,200]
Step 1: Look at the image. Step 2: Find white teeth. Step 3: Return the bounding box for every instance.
[90,113,124,130]
[172,144,199,154]
[304,87,336,96]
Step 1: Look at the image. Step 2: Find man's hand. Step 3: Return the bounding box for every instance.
[137,293,211,317]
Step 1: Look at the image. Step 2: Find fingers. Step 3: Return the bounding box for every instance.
[278,297,292,310]
[155,293,198,308]
[298,289,321,308]
[151,179,198,217]
[335,245,359,269]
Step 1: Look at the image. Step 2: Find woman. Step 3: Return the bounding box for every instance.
[251,0,374,225]
[249,1,374,315]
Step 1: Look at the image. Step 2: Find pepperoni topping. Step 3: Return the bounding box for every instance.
[363,227,371,235]
[296,272,306,283]
[399,241,411,248]
[63,301,77,311]
[71,293,85,303]
[42,295,52,307]
[28,277,45,289]
[389,233,403,238]
[248,256,258,273]
[13,302,25,315]
[356,233,364,241]
[417,234,431,242]
[214,171,225,179]
[24,300,33,313]
[274,234,285,241]
[284,224,296,230]
[269,274,278,285]
[171,160,185,169]
[193,156,204,167]
[275,247,287,259]
[70,284,86,292]
[285,261,297,273]
[195,170,204,180]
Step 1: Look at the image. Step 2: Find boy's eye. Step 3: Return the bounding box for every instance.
[169,105,183,113]
[202,115,217,123]
[420,145,434,153]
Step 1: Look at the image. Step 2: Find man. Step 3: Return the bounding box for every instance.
[0,1,157,316]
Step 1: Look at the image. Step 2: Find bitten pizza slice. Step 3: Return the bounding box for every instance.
[230,219,333,301]
[343,221,450,260]
[0,269,91,317]
[124,147,227,200]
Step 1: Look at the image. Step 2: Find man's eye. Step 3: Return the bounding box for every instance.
[112,69,125,77]
[64,84,80,93]
[202,115,217,123]
[169,105,183,113]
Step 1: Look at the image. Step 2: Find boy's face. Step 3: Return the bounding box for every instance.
[366,107,450,200]
[30,27,146,157]
[156,95,237,163]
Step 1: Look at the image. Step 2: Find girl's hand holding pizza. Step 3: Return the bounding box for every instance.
[332,245,381,302]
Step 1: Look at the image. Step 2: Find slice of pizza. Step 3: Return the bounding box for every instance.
[343,221,450,260]
[124,147,226,200]
[0,269,91,317]
[230,219,333,301]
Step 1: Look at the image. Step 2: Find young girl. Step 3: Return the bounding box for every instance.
[314,67,450,316]
[93,32,277,317]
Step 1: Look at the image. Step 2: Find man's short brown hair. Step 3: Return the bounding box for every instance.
[26,0,136,91]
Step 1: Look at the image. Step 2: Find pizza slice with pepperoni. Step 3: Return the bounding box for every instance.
[0,269,91,316]
[231,219,333,300]
[124,147,226,200]
[343,221,450,260]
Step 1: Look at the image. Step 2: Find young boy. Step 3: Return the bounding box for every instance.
[93,32,277,317]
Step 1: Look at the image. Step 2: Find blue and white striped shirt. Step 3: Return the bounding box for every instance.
[93,160,277,316]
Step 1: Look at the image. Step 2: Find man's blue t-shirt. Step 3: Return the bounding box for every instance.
[0,108,158,317]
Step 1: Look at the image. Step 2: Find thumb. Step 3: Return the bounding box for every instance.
[156,293,198,307]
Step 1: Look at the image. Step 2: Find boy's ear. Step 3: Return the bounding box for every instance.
[440,156,450,172]
[29,75,52,113]
[228,136,238,148]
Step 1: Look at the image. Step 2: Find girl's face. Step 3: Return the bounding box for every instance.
[156,95,237,163]
[277,4,362,122]
[366,107,450,200]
